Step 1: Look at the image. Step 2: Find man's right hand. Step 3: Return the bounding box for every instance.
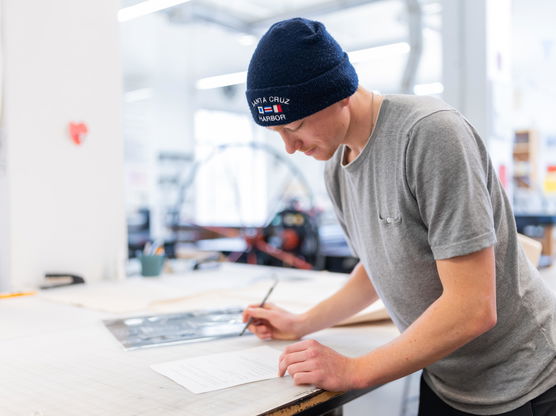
[242,303,306,340]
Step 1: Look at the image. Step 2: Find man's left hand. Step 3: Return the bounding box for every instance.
[278,339,362,391]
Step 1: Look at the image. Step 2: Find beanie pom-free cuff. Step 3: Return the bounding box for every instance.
[246,53,358,127]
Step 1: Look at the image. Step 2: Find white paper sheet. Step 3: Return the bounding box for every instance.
[151,346,283,394]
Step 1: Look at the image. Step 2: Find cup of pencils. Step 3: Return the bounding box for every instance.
[139,242,166,277]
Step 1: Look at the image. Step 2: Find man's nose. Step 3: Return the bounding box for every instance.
[281,133,300,154]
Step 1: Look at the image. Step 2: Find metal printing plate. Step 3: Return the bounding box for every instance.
[103,306,249,350]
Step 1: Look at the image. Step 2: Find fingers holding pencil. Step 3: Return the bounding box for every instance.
[241,302,304,341]
[240,278,278,336]
[242,303,277,338]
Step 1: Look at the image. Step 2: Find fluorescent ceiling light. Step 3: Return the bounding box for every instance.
[414,82,444,95]
[125,88,153,102]
[195,42,411,90]
[196,71,247,90]
[348,42,410,64]
[118,0,192,22]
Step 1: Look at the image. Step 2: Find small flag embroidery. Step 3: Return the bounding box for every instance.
[257,104,285,115]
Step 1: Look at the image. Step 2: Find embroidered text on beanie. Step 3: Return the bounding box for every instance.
[245,17,358,127]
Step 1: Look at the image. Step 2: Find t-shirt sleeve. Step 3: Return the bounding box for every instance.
[405,110,497,260]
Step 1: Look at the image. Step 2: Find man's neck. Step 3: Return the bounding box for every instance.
[343,89,382,162]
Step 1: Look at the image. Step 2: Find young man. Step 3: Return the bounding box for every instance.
[242,18,556,415]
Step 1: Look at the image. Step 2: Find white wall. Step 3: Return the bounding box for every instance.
[0,0,126,290]
[0,1,8,290]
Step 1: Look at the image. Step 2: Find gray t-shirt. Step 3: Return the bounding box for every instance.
[324,94,556,415]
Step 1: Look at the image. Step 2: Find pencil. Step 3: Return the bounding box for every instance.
[0,291,37,299]
[240,279,278,336]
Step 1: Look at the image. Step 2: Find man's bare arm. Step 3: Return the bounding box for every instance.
[297,262,379,336]
[242,262,379,340]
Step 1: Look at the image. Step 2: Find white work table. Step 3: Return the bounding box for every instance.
[0,264,398,416]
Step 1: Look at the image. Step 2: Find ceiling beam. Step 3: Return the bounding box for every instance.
[166,2,253,33]
[248,0,391,30]
[166,0,392,35]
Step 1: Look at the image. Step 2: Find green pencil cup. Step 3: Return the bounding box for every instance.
[139,255,165,277]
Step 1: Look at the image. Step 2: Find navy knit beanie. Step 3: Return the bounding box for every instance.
[246,18,358,127]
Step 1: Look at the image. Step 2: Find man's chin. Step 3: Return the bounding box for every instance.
[300,146,335,161]
[312,152,334,161]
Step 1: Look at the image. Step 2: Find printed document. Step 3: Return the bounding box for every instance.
[151,346,283,393]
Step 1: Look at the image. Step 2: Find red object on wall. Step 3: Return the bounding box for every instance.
[68,122,88,145]
[498,164,508,189]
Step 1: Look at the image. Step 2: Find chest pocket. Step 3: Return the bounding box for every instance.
[376,197,405,275]
[376,169,403,227]
[374,159,405,261]
[379,214,402,225]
